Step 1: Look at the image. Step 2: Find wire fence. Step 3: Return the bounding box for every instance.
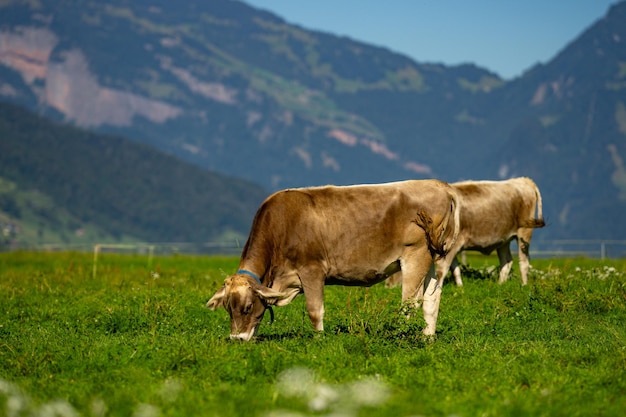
[2,240,245,256]
[528,240,626,259]
[4,239,626,260]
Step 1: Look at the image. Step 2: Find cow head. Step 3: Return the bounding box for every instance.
[206,274,290,341]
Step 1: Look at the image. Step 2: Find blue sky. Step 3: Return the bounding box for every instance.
[242,0,619,80]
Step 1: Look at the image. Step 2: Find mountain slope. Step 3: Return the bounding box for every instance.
[0,101,267,245]
[0,0,500,187]
[1,0,625,240]
[484,2,626,238]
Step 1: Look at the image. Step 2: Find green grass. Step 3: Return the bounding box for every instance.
[1,252,625,417]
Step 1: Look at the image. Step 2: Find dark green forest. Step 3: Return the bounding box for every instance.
[0,102,268,246]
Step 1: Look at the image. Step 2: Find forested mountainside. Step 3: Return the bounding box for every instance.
[0,102,267,246]
[1,0,626,239]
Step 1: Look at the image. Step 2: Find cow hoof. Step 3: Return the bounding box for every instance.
[420,333,436,344]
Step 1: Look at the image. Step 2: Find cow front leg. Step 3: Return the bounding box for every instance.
[435,251,459,288]
[497,244,513,283]
[300,269,325,331]
[450,256,463,286]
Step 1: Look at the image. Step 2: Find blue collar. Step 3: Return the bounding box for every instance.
[237,269,262,284]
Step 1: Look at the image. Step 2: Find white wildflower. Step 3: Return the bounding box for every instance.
[348,376,390,407]
[38,400,80,417]
[90,398,107,417]
[0,379,29,417]
[159,378,183,403]
[308,383,339,412]
[7,395,28,417]
[264,411,307,417]
[274,367,391,416]
[133,403,160,417]
[276,367,317,399]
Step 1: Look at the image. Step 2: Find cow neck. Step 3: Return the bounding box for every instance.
[237,269,262,285]
[238,242,270,286]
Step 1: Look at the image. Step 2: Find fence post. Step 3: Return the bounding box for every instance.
[93,244,101,279]
[600,242,606,260]
[148,245,154,269]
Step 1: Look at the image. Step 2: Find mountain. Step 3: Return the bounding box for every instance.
[0,0,501,185]
[0,0,625,240]
[0,101,267,247]
[484,2,626,238]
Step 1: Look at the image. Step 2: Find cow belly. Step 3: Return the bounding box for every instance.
[325,260,401,286]
[464,237,514,255]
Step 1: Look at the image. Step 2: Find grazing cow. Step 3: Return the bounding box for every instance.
[206,180,460,341]
[386,177,545,288]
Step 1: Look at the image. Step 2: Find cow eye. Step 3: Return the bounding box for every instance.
[243,303,253,314]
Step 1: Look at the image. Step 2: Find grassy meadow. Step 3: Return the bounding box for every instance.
[1,251,625,417]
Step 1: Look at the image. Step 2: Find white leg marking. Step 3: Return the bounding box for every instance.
[451,256,463,286]
[422,265,441,336]
[497,245,514,284]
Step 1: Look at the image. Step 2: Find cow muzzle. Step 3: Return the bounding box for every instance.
[229,307,272,341]
[230,328,257,341]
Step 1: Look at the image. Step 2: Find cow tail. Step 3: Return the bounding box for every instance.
[414,190,460,260]
[413,211,445,258]
[447,189,461,253]
[524,180,546,229]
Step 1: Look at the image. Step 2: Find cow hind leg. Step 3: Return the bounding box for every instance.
[497,244,513,283]
[400,245,432,305]
[400,245,438,335]
[517,228,534,286]
[422,266,441,336]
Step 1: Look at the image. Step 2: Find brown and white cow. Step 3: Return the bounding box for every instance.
[386,177,545,289]
[206,180,460,341]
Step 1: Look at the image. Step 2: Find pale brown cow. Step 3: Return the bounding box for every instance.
[206,180,460,341]
[386,177,545,288]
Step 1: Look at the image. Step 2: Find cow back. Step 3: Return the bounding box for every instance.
[240,180,459,282]
[453,177,544,249]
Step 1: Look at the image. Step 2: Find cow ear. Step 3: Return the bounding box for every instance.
[255,286,299,307]
[206,286,226,310]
